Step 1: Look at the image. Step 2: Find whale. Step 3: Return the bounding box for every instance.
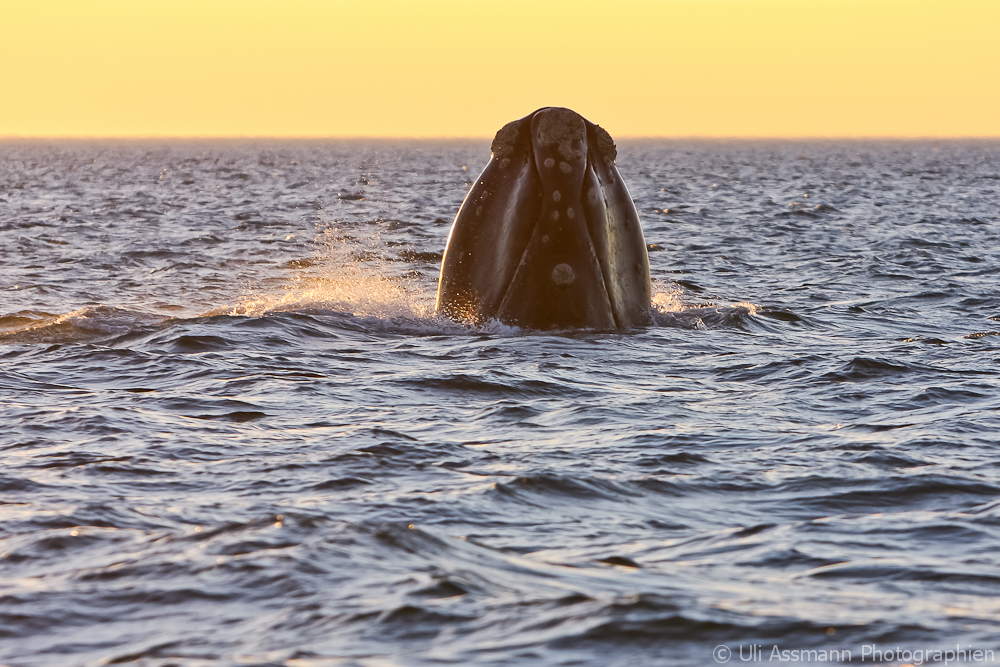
[435,107,651,330]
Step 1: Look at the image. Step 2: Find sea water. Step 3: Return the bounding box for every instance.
[2,138,999,666]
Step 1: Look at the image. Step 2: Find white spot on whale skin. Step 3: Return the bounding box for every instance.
[559,161,571,174]
[544,157,555,168]
[551,210,560,221]
[566,207,575,219]
[500,158,511,168]
[551,263,575,286]
[476,206,483,216]
[542,235,550,245]
[552,190,561,202]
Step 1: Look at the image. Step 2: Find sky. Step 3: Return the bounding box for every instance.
[2,0,998,138]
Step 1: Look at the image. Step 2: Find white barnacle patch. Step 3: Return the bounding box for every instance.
[559,161,571,174]
[535,108,586,161]
[551,263,575,286]
[544,157,555,169]
[593,124,617,164]
[491,119,521,160]
[500,158,511,168]
[542,235,550,244]
[587,187,600,203]
[566,207,575,219]
[552,190,561,202]
[551,210,560,221]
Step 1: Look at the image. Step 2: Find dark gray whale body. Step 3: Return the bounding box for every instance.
[435,107,651,330]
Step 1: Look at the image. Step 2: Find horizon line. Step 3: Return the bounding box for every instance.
[3,134,1000,142]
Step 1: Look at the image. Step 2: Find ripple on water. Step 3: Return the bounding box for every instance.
[2,139,1000,666]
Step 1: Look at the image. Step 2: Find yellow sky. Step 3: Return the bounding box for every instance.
[2,0,998,137]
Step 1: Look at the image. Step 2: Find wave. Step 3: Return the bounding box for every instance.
[0,305,168,344]
[1,283,765,347]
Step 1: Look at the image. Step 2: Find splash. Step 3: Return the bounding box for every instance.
[652,282,758,330]
[652,283,686,313]
[225,226,438,321]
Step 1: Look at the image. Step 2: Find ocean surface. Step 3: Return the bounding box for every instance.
[2,137,999,667]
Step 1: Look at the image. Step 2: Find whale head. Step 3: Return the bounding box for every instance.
[435,107,651,330]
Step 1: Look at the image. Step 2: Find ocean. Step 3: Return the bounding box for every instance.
[2,137,999,666]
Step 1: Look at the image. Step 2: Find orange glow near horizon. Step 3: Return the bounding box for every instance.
[3,0,999,138]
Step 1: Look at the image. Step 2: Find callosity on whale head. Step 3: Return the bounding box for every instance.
[435,107,651,330]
